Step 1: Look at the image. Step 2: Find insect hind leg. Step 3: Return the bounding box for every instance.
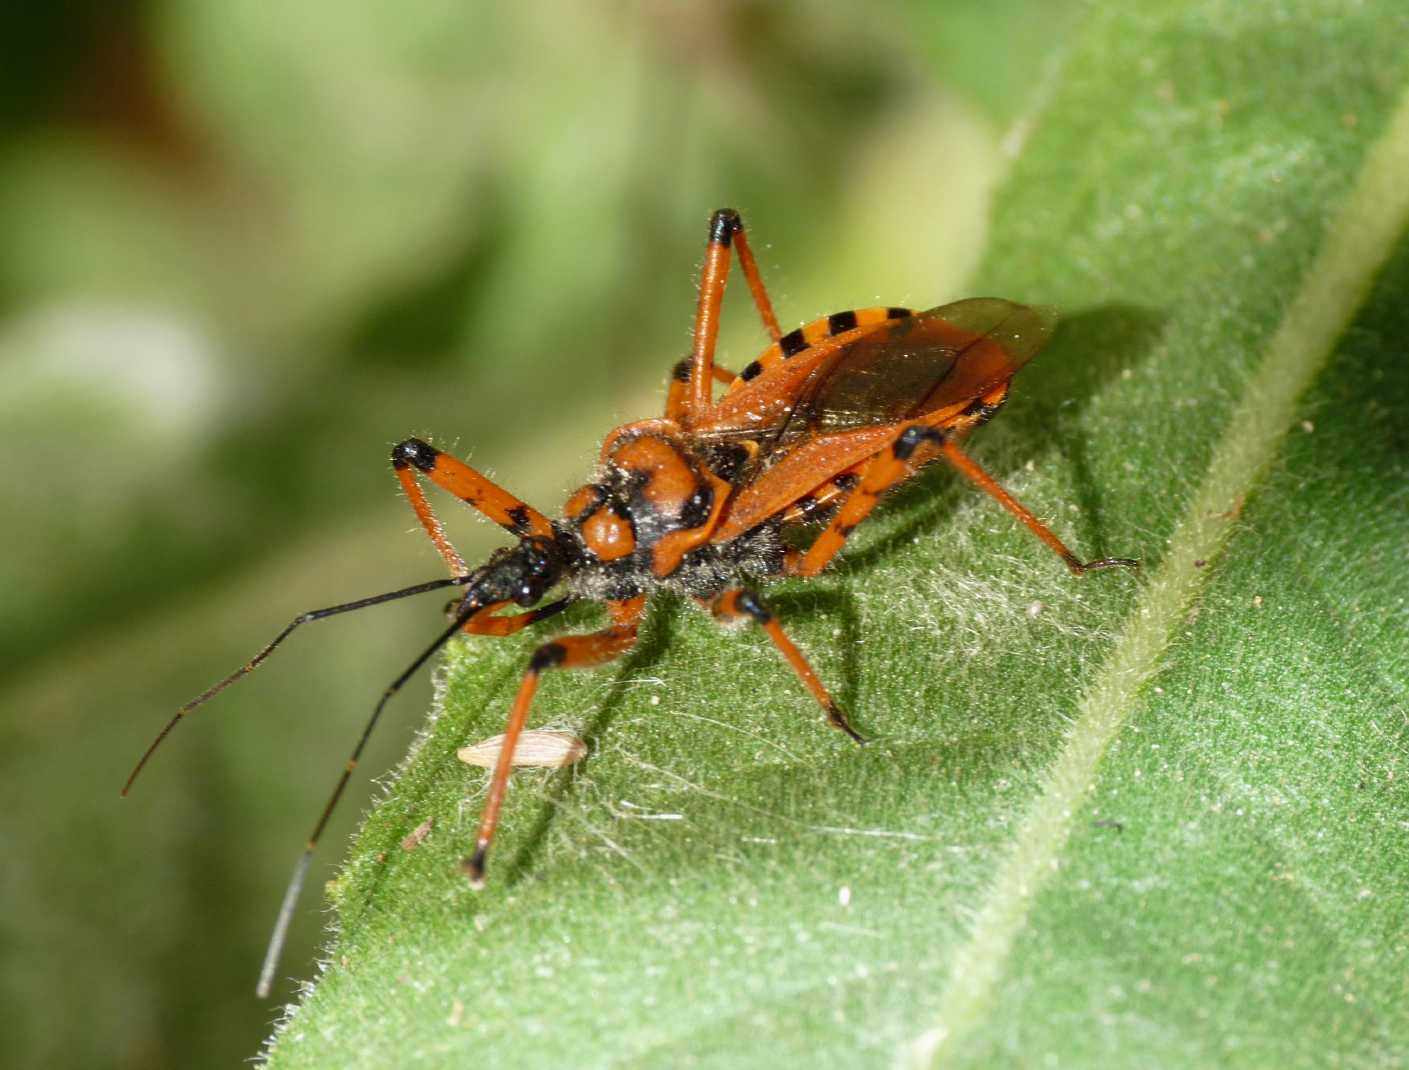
[937,440,1139,575]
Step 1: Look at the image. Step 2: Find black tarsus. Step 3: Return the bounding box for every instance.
[463,843,489,888]
[825,700,867,745]
[1074,556,1141,574]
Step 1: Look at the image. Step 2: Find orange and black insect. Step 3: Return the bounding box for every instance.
[125,208,1136,996]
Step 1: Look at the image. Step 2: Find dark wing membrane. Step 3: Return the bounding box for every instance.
[768,298,1054,452]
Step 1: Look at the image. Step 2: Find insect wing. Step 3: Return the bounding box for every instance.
[773,298,1054,447]
[710,299,1054,542]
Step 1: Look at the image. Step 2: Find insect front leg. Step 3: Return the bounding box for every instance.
[458,599,572,637]
[708,588,865,743]
[463,595,646,888]
[676,208,784,425]
[391,438,555,576]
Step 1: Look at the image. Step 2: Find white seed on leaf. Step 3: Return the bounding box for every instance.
[457,730,587,770]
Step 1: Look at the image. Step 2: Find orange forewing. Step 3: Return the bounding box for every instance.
[709,299,1054,542]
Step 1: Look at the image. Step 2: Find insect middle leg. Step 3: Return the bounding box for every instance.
[391,438,555,576]
[463,595,646,887]
[787,425,943,578]
[708,588,865,743]
[676,208,784,425]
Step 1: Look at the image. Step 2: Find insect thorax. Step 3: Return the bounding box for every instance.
[556,427,783,602]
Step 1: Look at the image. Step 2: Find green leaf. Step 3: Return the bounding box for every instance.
[264,3,1409,1066]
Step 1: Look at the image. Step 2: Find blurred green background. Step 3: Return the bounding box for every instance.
[0,2,1072,1066]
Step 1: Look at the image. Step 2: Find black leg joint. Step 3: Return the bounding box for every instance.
[506,505,533,536]
[671,358,691,382]
[893,425,945,462]
[528,641,568,674]
[392,438,440,472]
[710,208,742,247]
[733,589,772,624]
[961,398,1004,426]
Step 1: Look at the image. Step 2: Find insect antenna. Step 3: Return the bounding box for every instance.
[122,575,475,798]
[256,599,485,998]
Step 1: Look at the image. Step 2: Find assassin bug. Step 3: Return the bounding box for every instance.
[125,208,1136,996]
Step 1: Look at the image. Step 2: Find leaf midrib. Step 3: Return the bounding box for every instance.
[910,82,1409,1069]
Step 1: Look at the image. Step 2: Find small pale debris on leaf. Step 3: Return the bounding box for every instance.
[838,885,852,907]
[1026,600,1043,619]
[447,997,464,1027]
[1300,419,1315,433]
[457,730,587,770]
[1252,594,1264,608]
[401,816,433,852]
